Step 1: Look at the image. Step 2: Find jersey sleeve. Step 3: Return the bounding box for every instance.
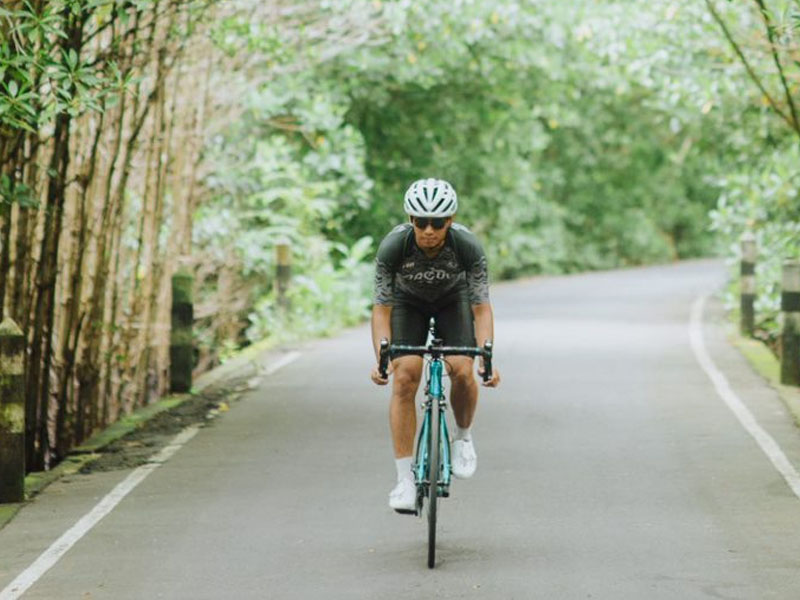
[373,259,394,305]
[453,225,490,305]
[466,254,490,305]
[372,225,408,306]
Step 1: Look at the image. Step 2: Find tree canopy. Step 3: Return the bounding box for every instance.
[0,0,797,466]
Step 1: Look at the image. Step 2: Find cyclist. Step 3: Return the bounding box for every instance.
[370,177,501,513]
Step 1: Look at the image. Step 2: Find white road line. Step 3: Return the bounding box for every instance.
[263,351,301,376]
[0,426,200,600]
[0,352,301,600]
[690,295,800,499]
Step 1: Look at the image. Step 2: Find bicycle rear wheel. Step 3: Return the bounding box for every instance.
[427,398,440,569]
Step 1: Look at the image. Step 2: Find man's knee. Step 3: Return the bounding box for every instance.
[393,359,422,397]
[448,358,475,385]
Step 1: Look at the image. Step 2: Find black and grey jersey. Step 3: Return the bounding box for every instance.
[373,223,490,306]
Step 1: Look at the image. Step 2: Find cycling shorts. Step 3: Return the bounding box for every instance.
[390,289,476,354]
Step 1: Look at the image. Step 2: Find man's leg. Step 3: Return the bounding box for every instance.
[388,355,423,512]
[435,293,478,430]
[447,356,478,429]
[447,356,479,479]
[390,355,424,457]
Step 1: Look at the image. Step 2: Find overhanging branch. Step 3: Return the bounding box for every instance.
[752,0,800,136]
[704,0,796,133]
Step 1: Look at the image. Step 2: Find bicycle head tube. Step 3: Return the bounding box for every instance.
[428,358,444,398]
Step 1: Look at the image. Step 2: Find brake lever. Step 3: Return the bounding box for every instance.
[378,338,390,379]
[481,340,493,383]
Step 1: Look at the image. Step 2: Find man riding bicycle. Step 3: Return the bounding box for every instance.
[370,178,501,513]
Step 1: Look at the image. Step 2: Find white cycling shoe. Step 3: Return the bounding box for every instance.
[389,477,416,513]
[452,439,477,479]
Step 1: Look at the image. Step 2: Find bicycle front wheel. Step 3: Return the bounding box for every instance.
[427,398,440,569]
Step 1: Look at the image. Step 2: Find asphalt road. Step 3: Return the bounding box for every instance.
[3,259,800,599]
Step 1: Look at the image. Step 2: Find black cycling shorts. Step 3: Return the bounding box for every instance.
[390,289,476,354]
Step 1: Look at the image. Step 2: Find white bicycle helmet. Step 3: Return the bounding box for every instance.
[403,178,458,217]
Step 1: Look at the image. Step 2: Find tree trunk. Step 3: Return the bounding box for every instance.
[141,35,180,407]
[11,134,37,329]
[76,6,159,438]
[0,201,11,322]
[55,106,105,459]
[27,106,73,470]
[0,149,16,321]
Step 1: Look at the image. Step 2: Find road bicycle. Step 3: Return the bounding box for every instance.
[379,319,492,569]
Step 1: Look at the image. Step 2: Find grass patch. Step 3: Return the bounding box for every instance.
[0,504,21,530]
[731,330,800,429]
[71,395,188,454]
[731,335,781,384]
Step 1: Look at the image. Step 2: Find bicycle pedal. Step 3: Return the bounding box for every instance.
[394,508,418,516]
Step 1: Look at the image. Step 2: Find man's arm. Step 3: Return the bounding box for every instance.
[472,303,494,348]
[371,304,392,361]
[472,302,500,387]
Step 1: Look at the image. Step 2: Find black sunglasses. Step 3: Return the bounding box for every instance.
[412,217,448,230]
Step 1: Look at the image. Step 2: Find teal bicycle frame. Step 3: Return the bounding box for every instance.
[378,331,492,507]
[415,358,452,499]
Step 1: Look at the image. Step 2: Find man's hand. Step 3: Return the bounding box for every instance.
[371,362,393,385]
[478,361,501,388]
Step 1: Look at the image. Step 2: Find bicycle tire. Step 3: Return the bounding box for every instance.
[427,398,440,569]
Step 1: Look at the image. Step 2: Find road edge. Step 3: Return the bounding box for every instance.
[0,344,299,531]
[730,332,800,429]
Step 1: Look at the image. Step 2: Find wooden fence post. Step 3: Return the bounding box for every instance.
[276,240,291,310]
[0,318,25,503]
[781,260,800,387]
[740,231,757,337]
[170,269,194,393]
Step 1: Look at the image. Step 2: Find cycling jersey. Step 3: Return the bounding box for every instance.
[373,223,490,306]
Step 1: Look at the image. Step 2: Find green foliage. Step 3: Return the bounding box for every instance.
[246,236,374,343]
[0,0,794,375]
[711,142,800,344]
[0,173,36,208]
[318,0,726,275]
[0,0,211,140]
[0,2,105,136]
[196,0,797,350]
[194,68,375,346]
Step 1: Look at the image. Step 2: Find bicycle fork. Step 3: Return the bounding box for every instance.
[438,397,452,497]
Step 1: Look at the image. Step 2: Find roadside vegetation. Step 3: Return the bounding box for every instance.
[1,0,797,469]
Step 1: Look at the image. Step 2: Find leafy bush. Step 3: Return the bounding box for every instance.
[710,143,800,347]
[246,236,374,342]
